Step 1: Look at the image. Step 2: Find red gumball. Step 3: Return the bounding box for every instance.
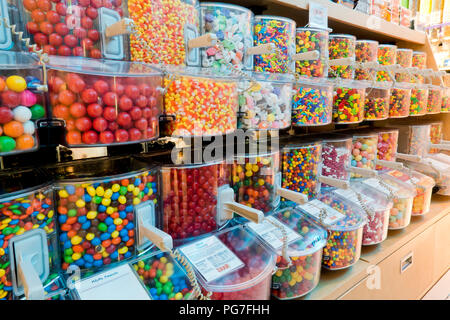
[89,49,102,59]
[43,45,57,55]
[81,17,93,29]
[82,130,99,144]
[49,33,63,47]
[108,121,118,132]
[73,46,85,56]
[52,104,70,119]
[37,0,51,11]
[86,103,102,118]
[31,9,46,23]
[111,83,124,95]
[115,129,129,142]
[125,85,140,100]
[69,102,86,118]
[87,29,100,41]
[64,34,78,48]
[142,107,151,118]
[93,80,108,94]
[138,83,151,96]
[135,95,148,108]
[75,117,92,132]
[1,91,20,108]
[103,107,117,121]
[0,107,14,124]
[57,45,72,56]
[46,10,61,24]
[102,0,113,9]
[103,92,118,106]
[73,27,87,39]
[148,96,158,108]
[55,23,69,36]
[33,32,48,45]
[24,0,37,11]
[117,112,132,128]
[85,7,98,19]
[67,74,86,93]
[119,96,132,111]
[81,38,94,50]
[93,117,108,132]
[151,107,159,117]
[81,88,98,104]
[66,119,76,131]
[78,0,91,7]
[115,7,123,17]
[99,130,114,144]
[128,128,142,141]
[134,118,148,131]
[26,21,40,34]
[55,2,67,15]
[146,127,155,138]
[130,107,143,121]
[90,0,102,8]
[67,130,82,145]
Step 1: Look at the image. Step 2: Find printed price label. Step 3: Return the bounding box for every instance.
[298,199,346,225]
[309,1,328,29]
[362,178,399,195]
[75,264,151,300]
[247,216,302,251]
[180,236,244,283]
[334,188,374,206]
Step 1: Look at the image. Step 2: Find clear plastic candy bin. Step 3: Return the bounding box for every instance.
[332,80,366,124]
[0,168,56,300]
[376,44,397,82]
[429,121,443,154]
[364,83,390,120]
[442,87,450,113]
[395,48,413,83]
[427,85,443,114]
[389,82,412,118]
[52,157,158,272]
[0,51,46,156]
[246,207,327,299]
[163,66,239,137]
[409,84,429,116]
[295,27,329,78]
[333,182,393,246]
[297,193,366,270]
[350,132,378,178]
[238,72,294,130]
[354,40,378,81]
[320,134,352,190]
[411,51,427,84]
[376,129,399,170]
[395,124,430,158]
[328,34,356,79]
[291,77,333,126]
[200,2,253,72]
[47,56,162,146]
[163,161,230,242]
[179,225,276,300]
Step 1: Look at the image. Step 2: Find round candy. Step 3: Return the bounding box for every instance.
[328,35,355,79]
[30,104,46,119]
[409,87,428,116]
[13,106,33,123]
[355,40,378,81]
[295,28,329,78]
[0,136,16,152]
[332,85,365,124]
[389,87,411,118]
[6,76,27,92]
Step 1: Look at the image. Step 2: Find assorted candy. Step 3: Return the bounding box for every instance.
[56,169,158,271]
[411,51,427,84]
[395,49,413,83]
[427,86,443,114]
[321,136,352,188]
[253,16,296,73]
[376,44,396,82]
[362,205,391,246]
[364,85,390,120]
[429,122,443,154]
[238,74,293,130]
[232,153,278,214]
[350,133,378,178]
[396,124,430,157]
[164,71,238,137]
[295,28,329,78]
[281,143,322,200]
[441,88,450,113]
[355,40,378,81]
[376,129,399,170]
[332,82,366,124]
[409,85,429,116]
[132,252,193,300]
[389,85,411,118]
[291,78,333,126]
[200,3,253,72]
[328,34,356,79]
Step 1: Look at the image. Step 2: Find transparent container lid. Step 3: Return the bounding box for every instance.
[0,167,50,200]
[329,34,357,41]
[402,157,450,185]
[366,81,393,90]
[384,169,435,190]
[245,71,295,84]
[333,79,368,89]
[164,65,240,81]
[0,51,41,69]
[392,82,414,89]
[356,39,379,45]
[361,173,417,199]
[294,76,333,88]
[319,133,353,144]
[254,15,296,25]
[378,44,398,48]
[296,27,329,33]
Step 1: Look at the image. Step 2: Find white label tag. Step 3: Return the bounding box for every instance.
[247,216,302,251]
[309,2,328,29]
[75,264,150,300]
[362,178,399,195]
[180,236,245,283]
[334,188,375,206]
[298,199,346,225]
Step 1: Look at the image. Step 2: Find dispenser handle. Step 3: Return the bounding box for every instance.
[318,176,350,189]
[246,43,276,56]
[346,166,378,177]
[327,57,353,66]
[105,18,133,38]
[276,188,308,204]
[138,223,173,253]
[395,153,422,162]
[187,33,217,49]
[18,255,45,300]
[376,160,404,170]
[224,202,264,224]
[291,50,320,61]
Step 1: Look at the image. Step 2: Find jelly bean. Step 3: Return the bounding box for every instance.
[295,28,328,78]
[389,86,411,118]
[328,34,355,79]
[412,51,427,70]
[395,49,413,82]
[376,44,396,82]
[364,86,390,120]
[409,86,428,116]
[351,134,377,178]
[376,130,398,170]
[427,86,443,115]
[441,89,450,113]
[332,85,365,123]
[354,40,378,81]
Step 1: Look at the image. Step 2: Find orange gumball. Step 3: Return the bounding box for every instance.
[0,77,5,92]
[3,121,24,138]
[16,134,35,150]
[66,130,82,145]
[0,125,3,136]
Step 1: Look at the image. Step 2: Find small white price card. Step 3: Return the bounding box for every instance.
[298,199,345,225]
[75,264,150,300]
[334,188,374,206]
[247,216,302,251]
[362,178,399,194]
[309,1,328,29]
[179,235,244,283]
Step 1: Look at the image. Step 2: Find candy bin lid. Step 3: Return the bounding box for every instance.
[296,191,367,231]
[333,78,368,89]
[0,51,41,69]
[0,167,51,200]
[246,207,327,257]
[294,75,333,87]
[329,33,357,40]
[254,15,296,24]
[178,225,276,293]
[360,172,417,199]
[401,157,450,186]
[246,71,295,84]
[163,64,240,81]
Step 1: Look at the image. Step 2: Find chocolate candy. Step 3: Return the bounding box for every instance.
[56,169,158,271]
[253,16,296,73]
[132,252,193,300]
[429,122,443,154]
[409,86,429,116]
[376,129,399,170]
[395,49,413,83]
[232,153,278,214]
[281,143,322,200]
[351,134,378,178]
[328,34,356,79]
[295,28,329,78]
[200,3,253,72]
[332,82,365,124]
[364,86,390,120]
[355,40,378,81]
[321,137,352,188]
[164,71,238,137]
[162,162,228,242]
[238,74,293,130]
[376,44,397,82]
[427,86,443,114]
[292,78,333,126]
[129,0,199,65]
[389,85,411,118]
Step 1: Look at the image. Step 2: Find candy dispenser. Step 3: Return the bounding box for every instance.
[361,174,416,229]
[350,132,378,178]
[321,134,352,190]
[328,34,356,79]
[295,27,329,78]
[199,3,253,72]
[0,51,46,156]
[395,48,413,83]
[291,77,333,127]
[376,129,399,170]
[409,84,429,116]
[163,66,239,137]
[297,192,366,270]
[0,168,57,300]
[442,87,450,113]
[47,56,162,146]
[179,225,276,300]
[389,82,412,118]
[364,83,390,120]
[245,207,327,299]
[411,51,427,84]
[355,40,378,81]
[253,16,296,74]
[333,182,393,245]
[332,80,367,124]
[376,44,397,82]
[238,72,294,130]
[427,85,443,114]
[395,124,430,158]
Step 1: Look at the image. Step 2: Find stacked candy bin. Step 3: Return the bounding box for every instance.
[409,84,429,116]
[0,51,46,156]
[389,82,412,118]
[238,72,294,130]
[354,40,378,81]
[395,48,413,83]
[163,66,239,137]
[364,83,390,120]
[232,152,279,214]
[295,27,329,78]
[253,16,296,73]
[412,51,427,84]
[291,77,333,126]
[332,80,367,124]
[51,157,158,272]
[297,192,367,270]
[376,129,399,170]
[246,207,327,299]
[376,44,397,82]
[429,122,443,154]
[179,225,276,300]
[0,168,56,300]
[427,85,443,114]
[163,161,230,243]
[281,141,322,201]
[47,56,162,146]
[328,34,356,79]
[350,132,378,178]
[320,135,352,190]
[199,3,253,72]
[333,182,393,245]
[395,124,430,158]
[442,87,450,113]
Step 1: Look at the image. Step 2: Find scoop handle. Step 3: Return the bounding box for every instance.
[225,202,264,224]
[276,188,308,204]
[318,176,350,189]
[188,33,217,49]
[291,50,319,61]
[376,160,404,170]
[246,43,276,56]
[346,166,378,178]
[396,153,422,162]
[105,18,132,38]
